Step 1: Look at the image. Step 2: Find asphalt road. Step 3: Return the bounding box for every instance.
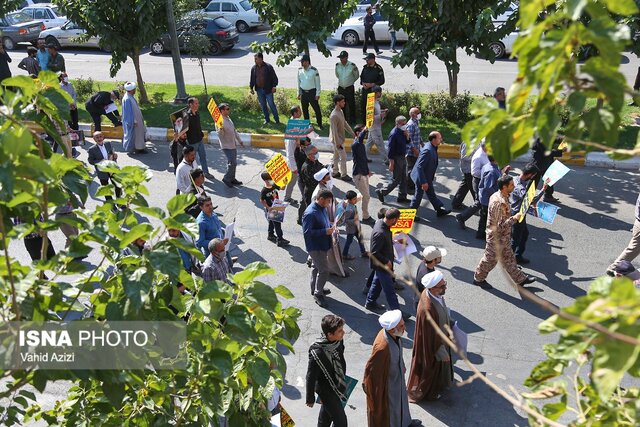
[6,27,640,95]
[6,138,638,426]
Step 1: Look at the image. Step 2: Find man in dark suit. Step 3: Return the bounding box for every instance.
[409,131,451,221]
[87,131,122,202]
[85,90,122,131]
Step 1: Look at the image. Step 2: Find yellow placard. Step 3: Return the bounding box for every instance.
[390,209,416,234]
[558,141,568,150]
[207,97,224,129]
[265,153,292,188]
[518,180,536,222]
[365,92,375,128]
[280,406,295,427]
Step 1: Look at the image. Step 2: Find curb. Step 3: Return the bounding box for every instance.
[45,123,640,171]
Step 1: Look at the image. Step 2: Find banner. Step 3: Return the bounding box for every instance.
[390,209,416,234]
[265,153,292,187]
[267,200,288,223]
[542,160,570,187]
[169,107,189,135]
[518,180,536,223]
[365,92,375,128]
[284,119,311,139]
[207,97,224,129]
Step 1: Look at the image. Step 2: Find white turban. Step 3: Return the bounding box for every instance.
[421,270,444,290]
[314,167,330,182]
[378,309,402,330]
[124,82,136,91]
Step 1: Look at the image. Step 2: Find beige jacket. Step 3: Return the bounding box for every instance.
[217,116,243,149]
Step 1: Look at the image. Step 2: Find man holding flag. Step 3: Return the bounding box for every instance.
[509,163,540,265]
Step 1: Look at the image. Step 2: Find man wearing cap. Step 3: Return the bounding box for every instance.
[217,103,245,187]
[85,89,122,131]
[297,55,323,129]
[283,105,309,205]
[362,6,382,56]
[335,51,359,124]
[329,94,355,182]
[473,174,536,289]
[249,52,280,125]
[409,131,451,220]
[302,189,336,308]
[608,193,640,275]
[363,310,421,427]
[46,44,65,72]
[360,53,385,122]
[122,82,147,154]
[414,246,446,308]
[407,270,454,402]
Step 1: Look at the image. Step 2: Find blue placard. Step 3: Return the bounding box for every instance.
[284,119,311,139]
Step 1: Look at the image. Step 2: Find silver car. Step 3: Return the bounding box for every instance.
[331,11,407,46]
[39,21,108,51]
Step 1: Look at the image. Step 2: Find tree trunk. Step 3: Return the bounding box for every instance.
[446,65,458,98]
[131,49,149,104]
[200,60,208,95]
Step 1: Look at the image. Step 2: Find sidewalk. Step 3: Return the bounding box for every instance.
[75,123,640,170]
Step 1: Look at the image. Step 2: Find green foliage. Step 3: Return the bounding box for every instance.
[54,0,168,104]
[0,1,23,16]
[249,0,359,65]
[0,75,301,425]
[462,0,640,166]
[424,91,474,123]
[73,76,98,102]
[381,0,515,97]
[523,277,640,425]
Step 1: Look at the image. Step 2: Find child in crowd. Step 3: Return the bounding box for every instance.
[340,190,368,260]
[260,171,290,247]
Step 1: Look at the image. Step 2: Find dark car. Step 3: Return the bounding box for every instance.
[0,12,44,50]
[150,17,239,56]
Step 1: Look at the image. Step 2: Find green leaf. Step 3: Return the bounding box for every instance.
[136,206,167,219]
[231,262,275,285]
[119,223,154,249]
[1,126,33,157]
[601,0,638,15]
[101,381,125,406]
[273,285,294,299]
[166,194,195,217]
[541,395,567,421]
[224,305,259,344]
[247,357,271,387]
[245,281,278,311]
[592,325,640,398]
[525,359,566,387]
[209,349,233,378]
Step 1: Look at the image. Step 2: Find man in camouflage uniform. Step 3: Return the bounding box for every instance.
[473,174,536,290]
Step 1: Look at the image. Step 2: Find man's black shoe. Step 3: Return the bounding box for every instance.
[452,204,467,211]
[231,179,243,185]
[397,197,410,204]
[365,302,385,312]
[376,189,385,203]
[436,208,451,217]
[516,256,530,265]
[314,295,326,307]
[362,217,375,225]
[277,238,290,247]
[323,288,331,295]
[222,179,234,188]
[267,235,277,242]
[455,214,466,230]
[472,279,493,290]
[475,233,486,241]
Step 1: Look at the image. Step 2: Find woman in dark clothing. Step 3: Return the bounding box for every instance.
[306,315,348,427]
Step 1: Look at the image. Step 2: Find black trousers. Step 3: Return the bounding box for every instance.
[511,220,529,258]
[89,110,120,131]
[534,173,554,198]
[316,389,347,427]
[406,155,417,190]
[337,85,356,124]
[458,176,481,221]
[68,108,79,130]
[298,186,315,223]
[477,204,488,238]
[451,172,476,208]
[363,28,379,53]
[301,89,323,127]
[268,220,283,239]
[100,176,122,201]
[24,236,56,261]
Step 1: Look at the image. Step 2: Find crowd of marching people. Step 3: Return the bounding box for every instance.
[12,43,640,426]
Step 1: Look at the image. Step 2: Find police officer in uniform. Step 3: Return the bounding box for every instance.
[360,53,385,123]
[297,54,323,129]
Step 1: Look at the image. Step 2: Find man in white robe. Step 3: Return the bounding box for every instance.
[122,82,147,154]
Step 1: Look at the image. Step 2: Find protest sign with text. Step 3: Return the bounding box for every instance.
[284,119,311,139]
[365,92,375,128]
[518,180,536,223]
[390,209,416,234]
[207,97,224,129]
[542,160,570,186]
[265,153,292,187]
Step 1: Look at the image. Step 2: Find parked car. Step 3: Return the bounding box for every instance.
[40,21,107,51]
[0,12,44,50]
[150,17,239,56]
[488,30,518,59]
[19,5,66,29]
[331,11,407,46]
[355,0,375,12]
[202,0,261,33]
[16,0,51,9]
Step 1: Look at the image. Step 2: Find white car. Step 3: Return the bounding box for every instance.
[203,0,261,33]
[19,5,65,29]
[488,31,518,59]
[40,21,106,51]
[331,11,407,46]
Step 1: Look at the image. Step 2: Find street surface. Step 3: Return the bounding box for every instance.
[6,27,640,95]
[8,139,638,426]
